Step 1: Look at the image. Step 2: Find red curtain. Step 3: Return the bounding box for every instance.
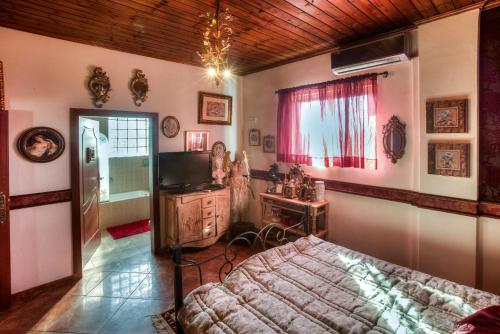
[277,73,378,169]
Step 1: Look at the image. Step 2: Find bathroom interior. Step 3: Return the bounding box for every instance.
[84,116,152,270]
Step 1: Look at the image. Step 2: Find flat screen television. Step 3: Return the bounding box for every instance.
[159,151,212,193]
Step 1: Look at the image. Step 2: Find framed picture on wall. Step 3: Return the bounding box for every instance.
[263,135,275,153]
[185,131,209,152]
[426,99,468,133]
[249,129,261,146]
[428,142,470,177]
[198,92,232,125]
[17,127,65,163]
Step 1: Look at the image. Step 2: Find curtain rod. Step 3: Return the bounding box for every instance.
[274,71,389,94]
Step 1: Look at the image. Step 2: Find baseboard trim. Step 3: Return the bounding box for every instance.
[11,275,77,304]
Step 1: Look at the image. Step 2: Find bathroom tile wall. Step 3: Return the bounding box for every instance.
[109,157,149,194]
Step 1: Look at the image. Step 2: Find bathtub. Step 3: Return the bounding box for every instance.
[100,190,150,229]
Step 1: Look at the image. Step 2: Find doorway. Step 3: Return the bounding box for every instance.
[70,109,159,278]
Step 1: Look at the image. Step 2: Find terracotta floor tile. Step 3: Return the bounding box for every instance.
[31,295,125,333]
[0,232,254,333]
[0,286,74,331]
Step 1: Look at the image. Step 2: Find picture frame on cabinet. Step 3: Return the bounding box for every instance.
[185,131,209,152]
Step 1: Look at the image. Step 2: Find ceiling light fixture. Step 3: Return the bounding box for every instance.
[197,0,233,87]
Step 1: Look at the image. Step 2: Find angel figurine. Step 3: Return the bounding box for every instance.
[227,150,253,223]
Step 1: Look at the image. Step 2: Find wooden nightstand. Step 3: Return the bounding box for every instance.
[259,193,329,246]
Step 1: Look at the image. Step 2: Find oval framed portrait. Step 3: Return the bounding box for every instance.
[17,127,65,163]
[211,141,226,157]
[161,116,180,138]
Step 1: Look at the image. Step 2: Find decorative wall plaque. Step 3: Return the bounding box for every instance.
[88,67,111,108]
[382,116,406,164]
[161,116,180,138]
[129,69,149,106]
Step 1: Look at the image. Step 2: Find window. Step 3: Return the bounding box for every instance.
[108,117,149,157]
[299,96,376,168]
[277,74,378,169]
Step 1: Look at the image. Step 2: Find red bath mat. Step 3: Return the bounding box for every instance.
[107,219,150,239]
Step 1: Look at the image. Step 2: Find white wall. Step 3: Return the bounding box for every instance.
[0,27,243,293]
[243,10,500,294]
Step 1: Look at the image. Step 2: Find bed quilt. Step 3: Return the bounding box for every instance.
[178,235,500,334]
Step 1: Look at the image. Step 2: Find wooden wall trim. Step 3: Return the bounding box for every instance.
[10,189,72,210]
[478,201,500,218]
[11,275,77,304]
[251,169,482,217]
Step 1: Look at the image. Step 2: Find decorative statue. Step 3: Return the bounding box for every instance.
[266,163,280,193]
[227,150,253,223]
[211,153,226,185]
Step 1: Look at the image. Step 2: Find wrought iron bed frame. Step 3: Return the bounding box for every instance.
[171,207,310,334]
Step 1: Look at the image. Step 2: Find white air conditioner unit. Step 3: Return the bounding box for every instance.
[331,34,412,75]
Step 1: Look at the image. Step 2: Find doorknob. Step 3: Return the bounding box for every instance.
[0,192,6,224]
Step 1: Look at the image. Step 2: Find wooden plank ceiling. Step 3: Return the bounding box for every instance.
[0,0,491,75]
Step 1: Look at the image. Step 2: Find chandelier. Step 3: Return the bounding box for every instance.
[197,0,233,87]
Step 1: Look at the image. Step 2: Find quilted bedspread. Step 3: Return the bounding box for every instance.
[178,235,500,334]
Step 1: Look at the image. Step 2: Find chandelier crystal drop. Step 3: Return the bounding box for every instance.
[197,0,233,87]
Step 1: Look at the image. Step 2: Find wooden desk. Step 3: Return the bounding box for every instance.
[259,193,329,245]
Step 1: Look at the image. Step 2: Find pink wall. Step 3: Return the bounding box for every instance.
[243,10,500,294]
[0,27,243,293]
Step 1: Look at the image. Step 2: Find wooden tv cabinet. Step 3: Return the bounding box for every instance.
[160,188,230,248]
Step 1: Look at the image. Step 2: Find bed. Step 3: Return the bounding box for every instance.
[173,235,500,334]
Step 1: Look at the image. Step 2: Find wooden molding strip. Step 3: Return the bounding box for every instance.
[11,274,77,303]
[10,189,72,210]
[478,201,500,218]
[251,169,483,217]
[8,175,500,218]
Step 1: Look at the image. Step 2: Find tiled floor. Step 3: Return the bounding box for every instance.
[0,230,251,334]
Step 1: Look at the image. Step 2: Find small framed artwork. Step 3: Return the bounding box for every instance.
[17,127,65,163]
[161,116,180,138]
[426,99,468,133]
[198,92,232,125]
[428,143,470,177]
[263,135,275,153]
[249,129,261,146]
[275,182,283,194]
[185,131,209,152]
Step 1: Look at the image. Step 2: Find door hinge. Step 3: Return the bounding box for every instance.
[0,192,6,224]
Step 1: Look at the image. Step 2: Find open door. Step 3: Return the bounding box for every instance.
[78,118,101,270]
[0,109,10,310]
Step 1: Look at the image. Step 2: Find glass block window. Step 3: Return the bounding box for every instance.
[108,117,149,157]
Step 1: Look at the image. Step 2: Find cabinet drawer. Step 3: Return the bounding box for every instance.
[202,197,215,208]
[202,207,215,219]
[203,217,215,229]
[203,225,216,239]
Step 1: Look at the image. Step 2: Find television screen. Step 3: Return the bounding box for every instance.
[159,151,211,191]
